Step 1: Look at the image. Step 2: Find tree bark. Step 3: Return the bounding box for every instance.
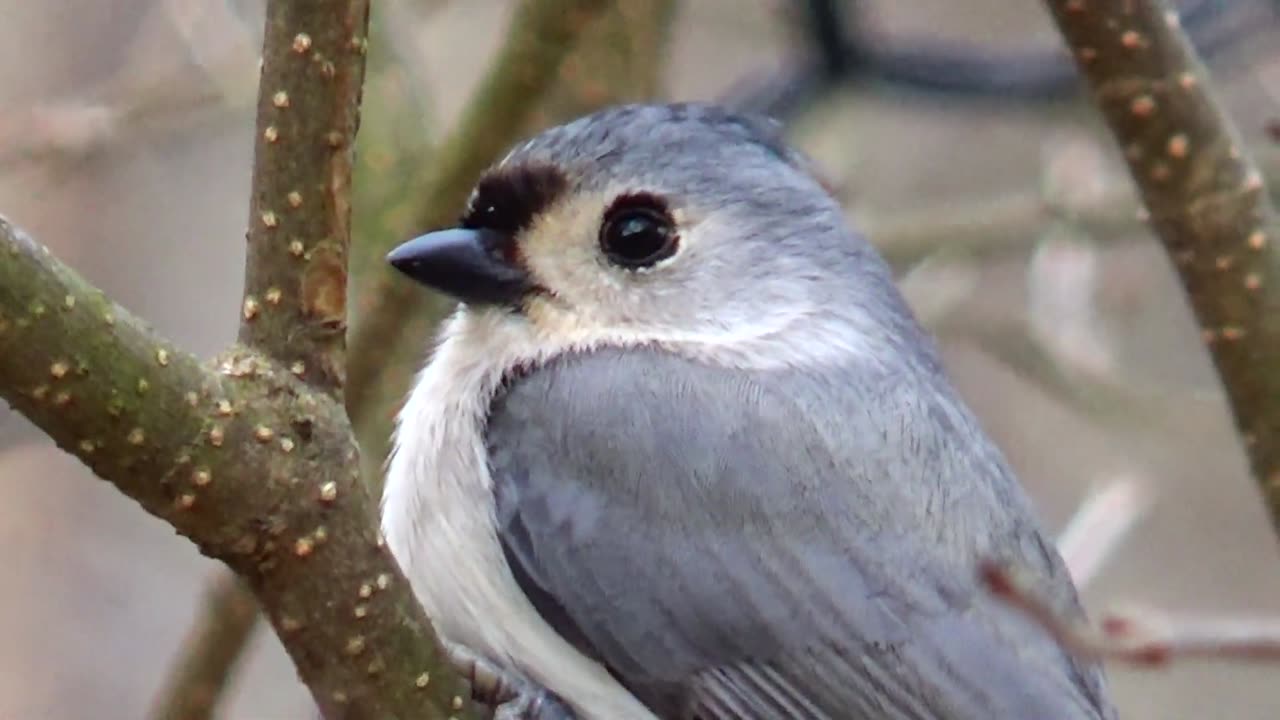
[0,0,478,716]
[1041,0,1280,532]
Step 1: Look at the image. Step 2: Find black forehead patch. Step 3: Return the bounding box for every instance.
[459,163,569,235]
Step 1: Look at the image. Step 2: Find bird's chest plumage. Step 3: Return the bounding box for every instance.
[380,312,657,720]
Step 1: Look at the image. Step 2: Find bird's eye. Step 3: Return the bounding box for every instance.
[599,198,678,269]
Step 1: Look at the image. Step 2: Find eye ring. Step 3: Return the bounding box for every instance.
[599,197,679,269]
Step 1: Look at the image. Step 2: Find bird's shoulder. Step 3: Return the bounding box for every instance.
[485,342,1006,537]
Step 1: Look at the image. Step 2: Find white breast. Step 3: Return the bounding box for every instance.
[380,309,658,720]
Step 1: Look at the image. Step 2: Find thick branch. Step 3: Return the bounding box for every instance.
[0,217,219,498]
[150,3,450,717]
[1042,0,1280,529]
[240,0,370,396]
[148,572,260,720]
[0,218,472,719]
[154,3,381,716]
[164,3,375,709]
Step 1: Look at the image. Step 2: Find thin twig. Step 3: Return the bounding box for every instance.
[983,465,1269,669]
[982,562,1280,665]
[148,572,260,720]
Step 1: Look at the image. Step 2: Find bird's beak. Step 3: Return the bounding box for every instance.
[386,228,531,306]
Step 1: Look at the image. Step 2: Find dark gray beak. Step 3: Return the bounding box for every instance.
[386,228,530,306]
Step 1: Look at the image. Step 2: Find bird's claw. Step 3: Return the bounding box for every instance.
[492,687,576,720]
[446,642,577,720]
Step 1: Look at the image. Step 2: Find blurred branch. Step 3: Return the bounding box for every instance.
[523,0,677,132]
[345,10,440,492]
[345,0,618,472]
[729,0,1276,120]
[982,561,1280,665]
[1043,0,1280,532]
[1055,476,1152,589]
[346,0,612,424]
[0,0,478,716]
[868,146,1280,273]
[841,0,1256,97]
[149,572,260,720]
[867,186,1141,271]
[936,310,1181,425]
[0,1,259,169]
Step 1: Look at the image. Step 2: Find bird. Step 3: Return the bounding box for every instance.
[380,102,1115,720]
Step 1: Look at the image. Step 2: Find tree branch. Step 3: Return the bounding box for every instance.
[240,0,369,395]
[153,2,378,707]
[148,571,260,720]
[0,215,469,719]
[726,0,1276,120]
[980,0,1280,679]
[1041,0,1280,531]
[0,0,478,715]
[152,2,383,711]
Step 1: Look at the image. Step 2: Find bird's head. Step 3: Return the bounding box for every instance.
[388,103,920,368]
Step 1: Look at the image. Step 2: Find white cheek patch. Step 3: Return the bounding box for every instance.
[507,188,884,370]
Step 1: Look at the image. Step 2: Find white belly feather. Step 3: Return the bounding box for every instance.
[380,309,658,720]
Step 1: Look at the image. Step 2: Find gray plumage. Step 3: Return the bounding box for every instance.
[487,347,1109,719]
[382,102,1116,720]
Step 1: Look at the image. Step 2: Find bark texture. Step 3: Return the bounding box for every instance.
[1043,0,1280,530]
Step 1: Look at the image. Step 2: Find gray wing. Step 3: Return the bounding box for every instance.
[484,347,1113,720]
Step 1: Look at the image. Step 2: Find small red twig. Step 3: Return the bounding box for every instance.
[981,562,1280,666]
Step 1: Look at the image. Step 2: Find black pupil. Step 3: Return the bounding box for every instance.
[607,211,671,265]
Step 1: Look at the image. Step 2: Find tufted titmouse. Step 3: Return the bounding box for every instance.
[381,103,1115,720]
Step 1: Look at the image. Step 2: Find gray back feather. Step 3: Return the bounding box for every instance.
[485,346,1114,719]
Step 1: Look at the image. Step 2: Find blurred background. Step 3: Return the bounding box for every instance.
[3,0,1280,718]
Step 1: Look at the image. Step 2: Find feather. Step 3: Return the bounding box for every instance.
[484,346,1114,720]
